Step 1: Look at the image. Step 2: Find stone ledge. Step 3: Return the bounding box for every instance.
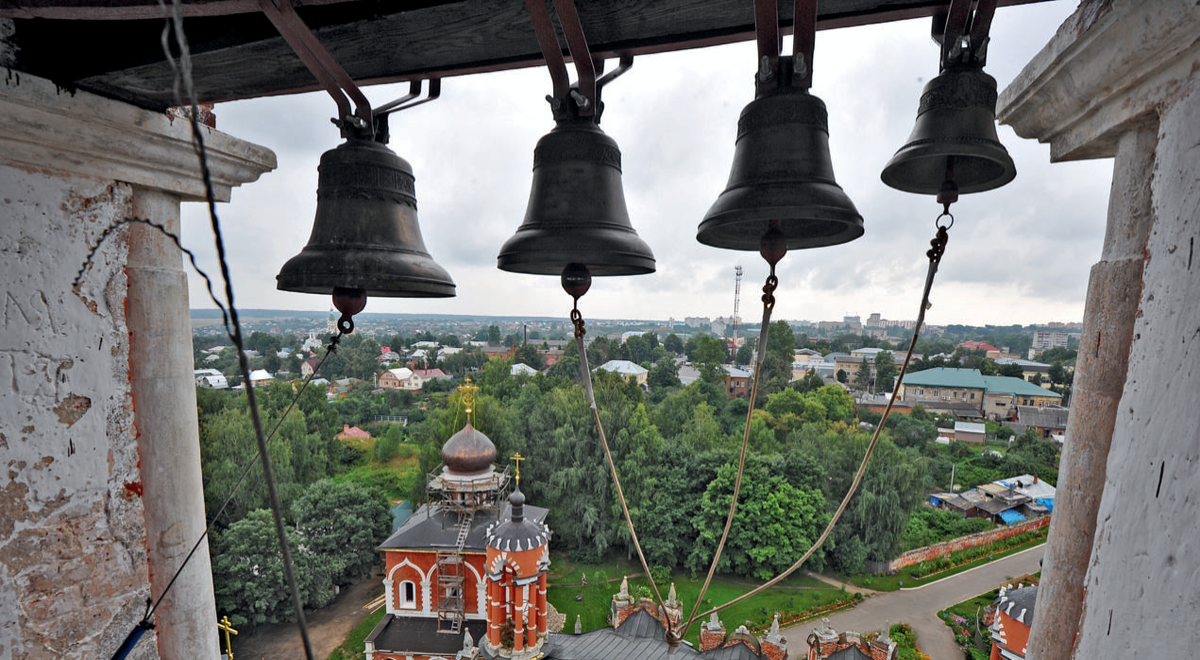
[997,0,1200,161]
[0,72,276,200]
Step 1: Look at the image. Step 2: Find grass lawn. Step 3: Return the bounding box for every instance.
[334,452,422,500]
[839,535,1046,592]
[547,566,852,648]
[325,607,386,660]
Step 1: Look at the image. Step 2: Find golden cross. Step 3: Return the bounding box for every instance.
[459,377,479,422]
[511,452,524,484]
[217,615,238,660]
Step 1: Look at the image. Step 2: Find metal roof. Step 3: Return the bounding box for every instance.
[981,375,1062,399]
[366,614,487,657]
[901,367,989,389]
[379,500,548,552]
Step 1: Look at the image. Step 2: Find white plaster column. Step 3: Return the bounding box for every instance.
[126,188,216,659]
[384,577,396,614]
[0,72,274,660]
[421,579,433,615]
[999,2,1200,658]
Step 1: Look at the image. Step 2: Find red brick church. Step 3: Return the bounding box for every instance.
[364,400,799,660]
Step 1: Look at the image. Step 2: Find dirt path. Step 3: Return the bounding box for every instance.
[805,571,878,595]
[231,571,382,660]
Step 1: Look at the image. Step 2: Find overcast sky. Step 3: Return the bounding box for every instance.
[181,1,1111,327]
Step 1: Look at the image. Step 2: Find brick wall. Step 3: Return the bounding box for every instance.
[886,516,1049,572]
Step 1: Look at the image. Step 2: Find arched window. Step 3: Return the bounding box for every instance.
[400,581,417,609]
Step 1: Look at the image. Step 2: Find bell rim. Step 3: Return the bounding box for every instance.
[696,213,864,251]
[880,148,1017,195]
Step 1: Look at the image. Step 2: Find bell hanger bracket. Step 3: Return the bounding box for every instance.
[934,0,997,70]
[525,0,633,123]
[754,0,818,93]
[259,0,441,142]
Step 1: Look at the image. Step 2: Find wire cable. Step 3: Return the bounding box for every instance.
[571,302,673,639]
[686,223,951,626]
[685,268,778,631]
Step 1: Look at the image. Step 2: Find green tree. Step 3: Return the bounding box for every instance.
[291,479,391,586]
[891,416,937,448]
[663,333,684,355]
[853,358,872,391]
[874,351,897,393]
[687,459,827,580]
[211,509,339,627]
[997,363,1025,378]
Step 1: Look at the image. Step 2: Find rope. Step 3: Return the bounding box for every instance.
[571,298,674,640]
[687,221,951,625]
[685,267,778,632]
[110,2,320,657]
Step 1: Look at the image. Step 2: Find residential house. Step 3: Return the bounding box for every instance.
[899,367,988,408]
[379,367,414,389]
[954,421,987,444]
[408,368,451,390]
[595,360,649,386]
[436,346,463,361]
[336,424,371,440]
[900,368,1062,420]
[301,358,318,378]
[193,368,228,390]
[1012,406,1069,439]
[959,340,1003,359]
[248,369,273,387]
[980,375,1062,418]
[834,354,874,384]
[482,344,516,360]
[511,363,539,376]
[723,365,751,399]
[995,357,1051,386]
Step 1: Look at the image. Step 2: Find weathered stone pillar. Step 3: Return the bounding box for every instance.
[0,72,274,659]
[999,1,1200,658]
[1025,125,1156,660]
[127,188,216,659]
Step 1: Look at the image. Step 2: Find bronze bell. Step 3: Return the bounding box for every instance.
[496,116,655,276]
[699,85,863,251]
[276,137,455,298]
[881,64,1016,195]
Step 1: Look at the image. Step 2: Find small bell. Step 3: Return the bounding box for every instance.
[699,65,863,252]
[496,115,655,277]
[276,136,456,298]
[881,64,1016,195]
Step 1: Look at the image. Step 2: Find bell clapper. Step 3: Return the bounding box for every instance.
[331,287,367,334]
[561,263,592,339]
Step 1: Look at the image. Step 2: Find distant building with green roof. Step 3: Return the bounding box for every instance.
[900,367,1061,420]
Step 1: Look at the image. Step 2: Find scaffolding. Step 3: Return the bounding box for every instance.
[425,464,511,632]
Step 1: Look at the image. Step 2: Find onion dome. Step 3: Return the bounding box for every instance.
[486,486,550,553]
[441,421,496,474]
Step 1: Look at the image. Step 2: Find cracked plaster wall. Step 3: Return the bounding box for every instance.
[0,166,155,660]
[1071,72,1200,660]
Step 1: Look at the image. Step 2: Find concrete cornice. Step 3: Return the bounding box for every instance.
[0,72,275,201]
[997,0,1200,161]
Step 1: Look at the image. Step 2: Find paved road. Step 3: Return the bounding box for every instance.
[782,547,1044,660]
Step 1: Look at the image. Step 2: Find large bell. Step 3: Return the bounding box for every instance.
[276,137,456,297]
[699,85,863,251]
[496,116,655,276]
[881,64,1016,195]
